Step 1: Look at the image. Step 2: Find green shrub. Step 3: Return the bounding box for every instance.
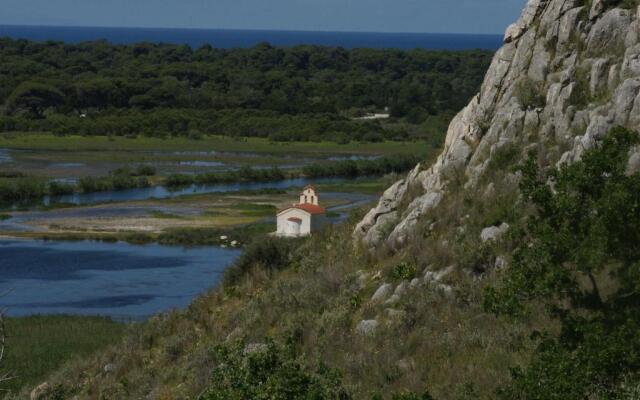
[133,164,156,176]
[223,236,301,287]
[568,68,592,108]
[48,181,75,196]
[201,340,351,400]
[0,177,46,202]
[486,144,521,173]
[514,78,546,110]
[390,262,417,281]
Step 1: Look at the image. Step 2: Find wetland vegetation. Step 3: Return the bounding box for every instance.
[1,315,126,395]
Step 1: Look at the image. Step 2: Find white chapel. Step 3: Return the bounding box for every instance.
[276,185,327,237]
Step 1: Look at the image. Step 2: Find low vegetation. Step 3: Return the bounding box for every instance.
[165,166,286,188]
[302,155,421,179]
[0,168,152,205]
[1,315,126,395]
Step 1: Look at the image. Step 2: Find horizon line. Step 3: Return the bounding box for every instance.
[0,23,505,37]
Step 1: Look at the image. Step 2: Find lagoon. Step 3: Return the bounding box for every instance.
[0,239,241,320]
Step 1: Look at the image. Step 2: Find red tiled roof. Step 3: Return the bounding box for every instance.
[278,203,326,215]
[294,203,326,214]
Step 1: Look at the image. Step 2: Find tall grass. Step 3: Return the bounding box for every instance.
[1,315,126,396]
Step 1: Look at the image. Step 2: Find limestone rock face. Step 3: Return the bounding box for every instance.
[355,0,640,250]
[628,147,640,175]
[480,223,510,242]
[356,320,379,336]
[371,283,393,302]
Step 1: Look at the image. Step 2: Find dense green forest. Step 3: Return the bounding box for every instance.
[0,38,492,142]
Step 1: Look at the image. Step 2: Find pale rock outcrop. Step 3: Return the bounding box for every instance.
[387,191,443,249]
[394,281,409,297]
[587,9,632,55]
[355,0,640,254]
[495,256,508,270]
[627,147,640,175]
[354,164,421,246]
[481,223,510,242]
[371,283,393,302]
[30,383,51,400]
[384,294,400,305]
[225,327,244,342]
[505,0,549,43]
[244,343,269,355]
[356,319,379,336]
[385,308,406,320]
[590,0,606,20]
[396,358,416,373]
[424,265,455,284]
[409,278,421,288]
[622,44,640,78]
[591,58,610,94]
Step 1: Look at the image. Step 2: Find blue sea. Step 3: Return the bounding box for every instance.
[0,25,503,50]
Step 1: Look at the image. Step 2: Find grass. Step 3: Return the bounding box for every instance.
[148,211,187,220]
[1,315,126,396]
[315,177,392,194]
[0,214,9,221]
[234,203,277,217]
[0,133,426,156]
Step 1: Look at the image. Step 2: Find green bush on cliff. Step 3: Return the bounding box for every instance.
[514,78,546,110]
[485,127,640,399]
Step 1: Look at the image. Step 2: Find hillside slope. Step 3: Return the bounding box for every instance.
[17,0,640,399]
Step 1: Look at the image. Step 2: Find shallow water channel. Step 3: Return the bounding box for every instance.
[44,177,362,206]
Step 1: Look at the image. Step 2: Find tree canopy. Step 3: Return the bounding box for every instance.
[0,38,492,142]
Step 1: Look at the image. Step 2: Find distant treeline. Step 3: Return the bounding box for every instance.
[302,155,421,178]
[0,38,492,142]
[165,166,287,187]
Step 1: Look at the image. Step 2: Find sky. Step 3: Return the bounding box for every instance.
[0,0,526,35]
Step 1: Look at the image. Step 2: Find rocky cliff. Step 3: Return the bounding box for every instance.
[355,0,640,249]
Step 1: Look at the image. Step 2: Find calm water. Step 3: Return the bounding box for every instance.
[45,177,357,206]
[0,239,241,319]
[0,149,11,164]
[0,25,503,50]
